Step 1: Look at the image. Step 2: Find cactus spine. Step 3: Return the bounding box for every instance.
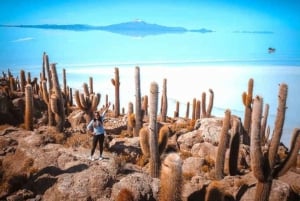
[111,67,120,117]
[149,81,159,178]
[24,84,34,131]
[134,66,142,136]
[159,153,183,201]
[215,109,231,180]
[161,78,168,122]
[250,83,300,201]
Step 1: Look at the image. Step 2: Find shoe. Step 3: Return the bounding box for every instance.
[89,156,95,161]
[98,156,103,160]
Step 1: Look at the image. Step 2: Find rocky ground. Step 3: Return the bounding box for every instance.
[0,109,299,201]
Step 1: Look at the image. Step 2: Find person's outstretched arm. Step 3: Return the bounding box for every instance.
[101,102,111,116]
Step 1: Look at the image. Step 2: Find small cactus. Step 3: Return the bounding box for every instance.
[24,84,34,131]
[159,152,183,201]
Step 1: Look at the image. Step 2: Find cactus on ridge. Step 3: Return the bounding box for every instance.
[50,63,65,132]
[134,66,143,137]
[250,83,300,201]
[242,78,254,143]
[161,78,168,122]
[74,82,100,123]
[24,84,34,131]
[215,109,231,180]
[111,67,120,117]
[149,81,160,178]
[159,152,183,201]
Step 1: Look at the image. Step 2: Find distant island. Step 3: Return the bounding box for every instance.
[0,20,214,37]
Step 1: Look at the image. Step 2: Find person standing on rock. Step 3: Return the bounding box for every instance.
[87,103,111,161]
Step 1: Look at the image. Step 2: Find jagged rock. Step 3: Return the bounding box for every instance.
[177,130,204,153]
[111,172,159,201]
[197,117,223,145]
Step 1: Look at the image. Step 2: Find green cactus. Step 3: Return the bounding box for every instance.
[215,109,231,180]
[24,84,34,131]
[161,78,168,122]
[111,67,120,117]
[149,81,160,178]
[159,153,183,201]
[250,83,300,201]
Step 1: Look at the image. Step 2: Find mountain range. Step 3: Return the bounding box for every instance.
[0,20,214,37]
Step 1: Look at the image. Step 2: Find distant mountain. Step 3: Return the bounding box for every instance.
[0,20,214,37]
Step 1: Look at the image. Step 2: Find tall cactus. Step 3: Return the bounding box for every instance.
[20,70,26,93]
[159,153,183,201]
[50,63,65,132]
[215,109,231,180]
[228,116,241,176]
[201,89,214,118]
[74,82,100,123]
[242,78,254,142]
[111,67,120,117]
[185,101,190,119]
[149,81,160,178]
[195,100,201,119]
[24,84,34,131]
[161,78,168,122]
[192,98,196,120]
[250,83,300,201]
[41,52,54,126]
[134,66,142,136]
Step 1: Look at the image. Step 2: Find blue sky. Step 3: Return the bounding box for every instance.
[0,0,299,32]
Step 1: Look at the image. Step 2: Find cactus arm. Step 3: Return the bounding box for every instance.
[215,109,231,180]
[74,90,85,110]
[24,84,33,131]
[250,96,266,182]
[206,88,214,117]
[261,103,269,144]
[268,83,288,169]
[274,128,300,177]
[229,117,241,175]
[91,93,101,112]
[201,92,207,118]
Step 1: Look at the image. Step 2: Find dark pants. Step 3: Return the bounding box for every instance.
[91,134,104,156]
